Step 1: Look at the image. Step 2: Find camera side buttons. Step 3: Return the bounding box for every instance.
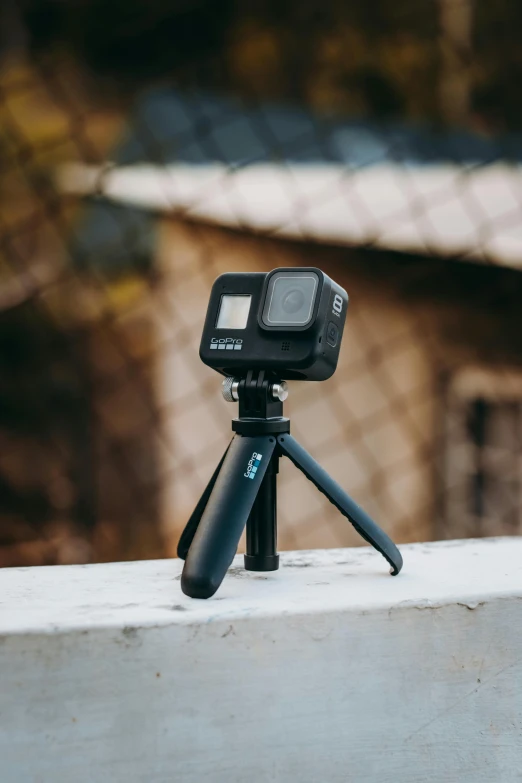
[326,321,339,347]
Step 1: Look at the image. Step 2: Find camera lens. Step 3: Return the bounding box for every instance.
[282,288,305,314]
[262,271,319,327]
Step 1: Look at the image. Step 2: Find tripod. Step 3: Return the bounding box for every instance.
[178,370,403,598]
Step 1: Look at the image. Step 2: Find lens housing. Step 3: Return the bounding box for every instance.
[261,271,319,328]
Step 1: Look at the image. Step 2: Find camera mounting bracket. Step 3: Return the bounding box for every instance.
[229,369,291,434]
[177,371,403,599]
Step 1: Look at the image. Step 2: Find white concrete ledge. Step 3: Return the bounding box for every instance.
[1,538,522,782]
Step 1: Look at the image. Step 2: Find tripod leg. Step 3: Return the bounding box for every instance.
[177,439,233,560]
[277,434,403,576]
[181,433,278,598]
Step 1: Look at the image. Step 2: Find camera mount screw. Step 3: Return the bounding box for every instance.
[222,377,288,403]
[222,377,240,402]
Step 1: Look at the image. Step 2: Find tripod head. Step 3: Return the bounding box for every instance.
[177,268,403,599]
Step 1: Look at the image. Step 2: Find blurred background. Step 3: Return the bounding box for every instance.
[2,0,522,567]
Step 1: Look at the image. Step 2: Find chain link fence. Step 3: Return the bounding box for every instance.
[2,0,522,567]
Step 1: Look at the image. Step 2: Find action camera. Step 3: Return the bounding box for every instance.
[199,267,349,381]
[178,265,403,599]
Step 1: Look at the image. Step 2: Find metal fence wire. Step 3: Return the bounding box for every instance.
[2,0,522,567]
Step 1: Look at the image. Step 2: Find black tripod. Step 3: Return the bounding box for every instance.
[178,371,403,598]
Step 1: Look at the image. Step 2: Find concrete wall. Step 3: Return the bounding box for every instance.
[1,537,521,782]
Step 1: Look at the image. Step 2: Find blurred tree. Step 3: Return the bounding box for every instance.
[3,0,436,119]
[13,0,234,95]
[3,0,519,130]
[472,0,522,131]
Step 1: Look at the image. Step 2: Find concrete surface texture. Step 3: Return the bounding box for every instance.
[1,537,521,782]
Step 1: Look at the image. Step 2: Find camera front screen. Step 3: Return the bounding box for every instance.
[216,294,252,329]
[262,272,318,327]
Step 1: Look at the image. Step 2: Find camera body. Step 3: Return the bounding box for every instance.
[199,267,349,381]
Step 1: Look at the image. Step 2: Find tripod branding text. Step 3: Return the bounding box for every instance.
[210,338,243,351]
[244,452,263,479]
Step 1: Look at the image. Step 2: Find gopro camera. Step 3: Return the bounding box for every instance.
[199,267,349,381]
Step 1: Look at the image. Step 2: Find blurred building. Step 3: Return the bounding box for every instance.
[59,89,522,554]
[2,1,522,565]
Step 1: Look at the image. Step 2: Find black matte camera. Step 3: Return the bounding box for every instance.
[199,267,349,381]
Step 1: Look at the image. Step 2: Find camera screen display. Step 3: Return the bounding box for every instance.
[216,295,252,329]
[262,272,318,327]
